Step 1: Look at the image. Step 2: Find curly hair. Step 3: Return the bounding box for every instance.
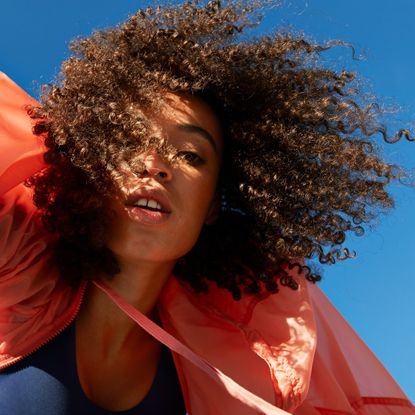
[27,0,410,300]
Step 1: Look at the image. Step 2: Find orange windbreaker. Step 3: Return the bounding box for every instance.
[0,72,413,415]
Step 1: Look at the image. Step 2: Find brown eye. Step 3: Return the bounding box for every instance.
[176,151,204,166]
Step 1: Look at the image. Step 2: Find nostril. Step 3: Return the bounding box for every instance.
[140,166,170,180]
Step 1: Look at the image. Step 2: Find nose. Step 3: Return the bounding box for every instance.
[140,152,172,181]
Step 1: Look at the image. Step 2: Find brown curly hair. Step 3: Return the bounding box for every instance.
[27,0,410,300]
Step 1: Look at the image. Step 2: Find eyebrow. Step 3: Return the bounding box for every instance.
[176,123,218,152]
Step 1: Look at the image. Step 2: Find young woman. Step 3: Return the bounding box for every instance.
[0,1,413,414]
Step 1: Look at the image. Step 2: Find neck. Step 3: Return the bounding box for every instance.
[77,258,176,354]
[103,258,176,314]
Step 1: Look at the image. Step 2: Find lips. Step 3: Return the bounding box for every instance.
[124,188,172,225]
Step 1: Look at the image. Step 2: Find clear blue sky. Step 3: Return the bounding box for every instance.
[1,0,414,402]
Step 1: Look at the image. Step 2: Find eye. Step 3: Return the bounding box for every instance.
[176,151,205,166]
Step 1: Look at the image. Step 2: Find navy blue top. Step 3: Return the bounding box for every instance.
[0,320,186,415]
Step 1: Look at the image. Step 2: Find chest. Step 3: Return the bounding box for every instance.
[0,320,186,414]
[76,324,162,411]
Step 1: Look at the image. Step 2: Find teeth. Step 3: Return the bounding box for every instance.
[147,199,158,209]
[135,198,148,207]
[133,198,162,211]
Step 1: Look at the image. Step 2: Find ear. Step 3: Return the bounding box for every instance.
[205,190,221,225]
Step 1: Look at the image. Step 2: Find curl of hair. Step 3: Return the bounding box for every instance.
[27,0,407,300]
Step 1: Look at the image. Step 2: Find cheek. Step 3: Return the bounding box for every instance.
[172,177,218,247]
[185,175,218,221]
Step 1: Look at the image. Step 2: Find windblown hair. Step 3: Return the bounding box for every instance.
[28,0,409,300]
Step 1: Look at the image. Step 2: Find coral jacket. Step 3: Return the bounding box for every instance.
[0,72,413,415]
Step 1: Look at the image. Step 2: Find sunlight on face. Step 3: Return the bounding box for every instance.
[105,92,223,266]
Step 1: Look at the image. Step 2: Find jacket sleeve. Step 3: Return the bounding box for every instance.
[294,284,415,415]
[0,73,85,370]
[0,71,47,281]
[0,71,51,307]
[0,72,45,196]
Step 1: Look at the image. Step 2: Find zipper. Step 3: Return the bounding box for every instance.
[0,280,87,369]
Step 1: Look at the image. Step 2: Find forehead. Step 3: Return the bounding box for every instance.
[146,92,223,152]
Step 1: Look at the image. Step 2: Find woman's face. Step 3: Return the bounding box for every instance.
[106,92,223,266]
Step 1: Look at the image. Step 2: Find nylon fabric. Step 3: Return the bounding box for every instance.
[93,279,293,415]
[0,71,414,415]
